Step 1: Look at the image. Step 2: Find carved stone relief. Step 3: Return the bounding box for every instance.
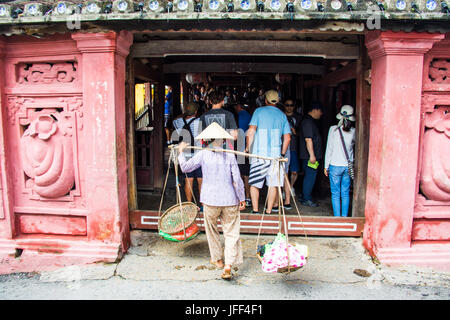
[428,59,450,84]
[20,112,76,199]
[10,95,84,201]
[419,105,450,201]
[7,97,33,125]
[0,163,3,219]
[17,62,78,84]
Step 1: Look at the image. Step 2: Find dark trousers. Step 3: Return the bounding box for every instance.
[301,159,318,201]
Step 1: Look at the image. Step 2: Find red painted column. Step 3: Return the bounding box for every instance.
[363,31,445,255]
[0,38,10,240]
[0,36,15,244]
[71,31,133,253]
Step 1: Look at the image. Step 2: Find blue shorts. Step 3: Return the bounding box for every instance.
[289,150,300,173]
[186,167,202,179]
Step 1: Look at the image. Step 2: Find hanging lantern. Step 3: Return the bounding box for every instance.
[186,73,207,84]
[185,73,195,84]
[275,73,292,84]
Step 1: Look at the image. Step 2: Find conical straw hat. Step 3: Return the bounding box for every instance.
[195,122,234,140]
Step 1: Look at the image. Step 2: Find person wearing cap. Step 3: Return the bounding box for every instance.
[298,101,324,207]
[324,105,356,217]
[172,102,203,203]
[234,98,252,207]
[245,90,291,214]
[178,122,246,280]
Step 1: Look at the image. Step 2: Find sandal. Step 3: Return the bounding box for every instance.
[210,259,224,269]
[221,267,232,280]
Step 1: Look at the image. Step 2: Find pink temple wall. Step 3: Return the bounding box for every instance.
[0,28,449,274]
[0,31,133,274]
[363,31,450,270]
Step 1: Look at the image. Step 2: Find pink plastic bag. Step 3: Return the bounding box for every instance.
[261,233,307,273]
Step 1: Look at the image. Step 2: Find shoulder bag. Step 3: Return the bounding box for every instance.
[182,117,196,154]
[338,128,354,180]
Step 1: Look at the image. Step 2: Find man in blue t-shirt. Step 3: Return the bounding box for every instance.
[164,86,173,145]
[245,90,291,214]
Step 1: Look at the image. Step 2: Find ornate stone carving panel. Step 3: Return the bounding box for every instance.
[422,41,450,92]
[9,97,83,202]
[7,97,33,125]
[21,114,75,199]
[428,59,450,85]
[419,105,450,202]
[0,165,3,220]
[419,47,450,208]
[16,62,78,85]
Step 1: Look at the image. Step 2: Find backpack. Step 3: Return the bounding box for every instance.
[181,117,196,154]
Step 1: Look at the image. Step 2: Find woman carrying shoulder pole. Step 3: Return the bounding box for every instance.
[178,122,246,280]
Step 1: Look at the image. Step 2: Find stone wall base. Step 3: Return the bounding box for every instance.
[376,241,450,271]
[0,238,120,274]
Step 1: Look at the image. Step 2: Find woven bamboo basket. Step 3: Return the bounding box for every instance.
[158,202,198,235]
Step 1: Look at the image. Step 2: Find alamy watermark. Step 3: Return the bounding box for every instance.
[366,4,383,30]
[66,13,81,30]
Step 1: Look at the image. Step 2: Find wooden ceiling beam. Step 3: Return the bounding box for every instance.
[131,40,359,60]
[304,61,357,88]
[134,58,163,83]
[163,62,325,75]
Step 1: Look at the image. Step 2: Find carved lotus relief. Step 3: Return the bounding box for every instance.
[419,106,450,201]
[21,113,75,199]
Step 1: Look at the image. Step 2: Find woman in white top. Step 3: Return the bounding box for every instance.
[324,105,356,217]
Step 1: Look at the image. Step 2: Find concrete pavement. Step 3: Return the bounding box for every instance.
[1,230,449,300]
